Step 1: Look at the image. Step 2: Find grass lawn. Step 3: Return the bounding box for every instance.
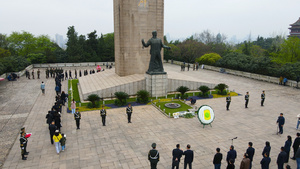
[68,79,80,107]
[67,81,239,112]
[154,100,192,117]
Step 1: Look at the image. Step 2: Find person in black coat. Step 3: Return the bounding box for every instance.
[54,112,61,131]
[246,142,255,169]
[284,135,292,163]
[226,145,237,164]
[291,132,300,160]
[172,144,183,169]
[183,144,193,169]
[262,141,271,157]
[46,111,53,125]
[260,152,271,169]
[48,121,57,144]
[276,113,285,134]
[60,91,66,106]
[213,148,223,169]
[277,147,287,169]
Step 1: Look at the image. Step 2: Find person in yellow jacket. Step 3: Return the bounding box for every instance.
[53,130,62,154]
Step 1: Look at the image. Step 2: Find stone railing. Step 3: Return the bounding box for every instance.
[165,60,298,87]
[203,65,299,87]
[0,65,33,79]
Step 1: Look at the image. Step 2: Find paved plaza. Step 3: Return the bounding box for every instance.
[1,63,300,169]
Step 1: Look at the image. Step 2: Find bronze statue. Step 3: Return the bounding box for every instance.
[142,31,171,75]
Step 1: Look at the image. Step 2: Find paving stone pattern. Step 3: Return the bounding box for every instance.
[1,64,300,169]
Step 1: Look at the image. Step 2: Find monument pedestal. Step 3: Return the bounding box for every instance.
[145,73,168,97]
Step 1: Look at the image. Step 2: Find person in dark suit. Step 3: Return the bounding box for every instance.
[262,141,271,157]
[148,143,159,169]
[226,145,237,165]
[261,90,265,106]
[100,105,107,126]
[226,94,231,110]
[291,133,300,160]
[74,108,81,129]
[277,113,285,134]
[48,121,57,144]
[183,144,193,169]
[245,92,249,108]
[246,142,255,169]
[277,147,287,169]
[260,152,271,169]
[172,144,183,169]
[213,147,222,169]
[284,135,292,163]
[126,104,133,123]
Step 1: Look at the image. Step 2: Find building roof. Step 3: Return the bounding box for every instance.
[290,17,300,26]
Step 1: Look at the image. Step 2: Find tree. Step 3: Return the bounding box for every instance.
[0,48,11,58]
[195,53,221,65]
[274,36,300,63]
[66,26,80,62]
[102,33,114,61]
[7,31,37,57]
[27,53,46,64]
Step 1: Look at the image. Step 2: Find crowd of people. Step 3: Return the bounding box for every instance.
[150,136,300,169]
[180,62,200,71]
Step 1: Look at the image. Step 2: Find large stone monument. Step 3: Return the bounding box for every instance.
[114,0,164,76]
[78,1,217,100]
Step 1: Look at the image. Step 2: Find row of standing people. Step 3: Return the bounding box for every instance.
[72,104,133,130]
[212,133,300,169]
[180,62,200,71]
[225,91,266,111]
[149,135,300,169]
[25,69,41,79]
[46,72,67,155]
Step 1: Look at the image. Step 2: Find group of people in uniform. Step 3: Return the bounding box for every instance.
[25,69,41,79]
[73,104,133,129]
[225,90,266,111]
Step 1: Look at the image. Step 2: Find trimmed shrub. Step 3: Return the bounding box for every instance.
[198,85,210,97]
[176,86,190,99]
[87,94,101,108]
[214,83,228,95]
[114,92,129,106]
[137,90,150,104]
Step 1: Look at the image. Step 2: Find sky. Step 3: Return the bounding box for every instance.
[0,0,299,43]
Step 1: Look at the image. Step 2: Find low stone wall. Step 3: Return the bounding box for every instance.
[167,60,298,88]
[203,65,298,87]
[168,79,215,92]
[80,79,146,100]
[0,65,33,79]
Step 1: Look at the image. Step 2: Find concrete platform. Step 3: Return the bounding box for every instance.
[1,63,300,169]
[78,67,216,100]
